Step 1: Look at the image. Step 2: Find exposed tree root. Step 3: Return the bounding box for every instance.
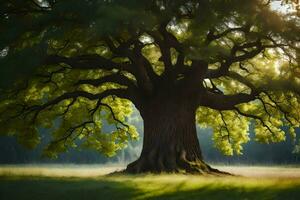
[121,156,232,176]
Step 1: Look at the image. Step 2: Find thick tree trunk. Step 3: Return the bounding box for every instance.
[125,96,225,174]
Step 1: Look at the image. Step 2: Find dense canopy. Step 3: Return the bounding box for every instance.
[0,0,299,172]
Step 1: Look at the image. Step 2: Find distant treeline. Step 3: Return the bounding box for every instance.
[0,124,299,165]
[200,128,300,165]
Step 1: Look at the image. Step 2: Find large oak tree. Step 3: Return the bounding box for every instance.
[0,0,299,174]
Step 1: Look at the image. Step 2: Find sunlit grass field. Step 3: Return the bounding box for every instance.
[1,165,300,200]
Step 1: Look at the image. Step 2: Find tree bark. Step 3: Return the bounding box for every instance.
[125,94,225,174]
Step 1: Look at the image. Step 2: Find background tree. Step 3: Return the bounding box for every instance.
[0,0,299,174]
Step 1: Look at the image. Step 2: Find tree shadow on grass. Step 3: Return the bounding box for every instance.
[147,182,300,200]
[0,177,141,200]
[1,176,300,200]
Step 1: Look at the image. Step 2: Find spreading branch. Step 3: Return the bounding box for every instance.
[44,54,133,72]
[75,73,137,90]
[199,91,256,110]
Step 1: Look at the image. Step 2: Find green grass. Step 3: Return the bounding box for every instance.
[1,166,300,200]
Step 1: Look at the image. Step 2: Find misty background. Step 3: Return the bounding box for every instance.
[1,109,299,165]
